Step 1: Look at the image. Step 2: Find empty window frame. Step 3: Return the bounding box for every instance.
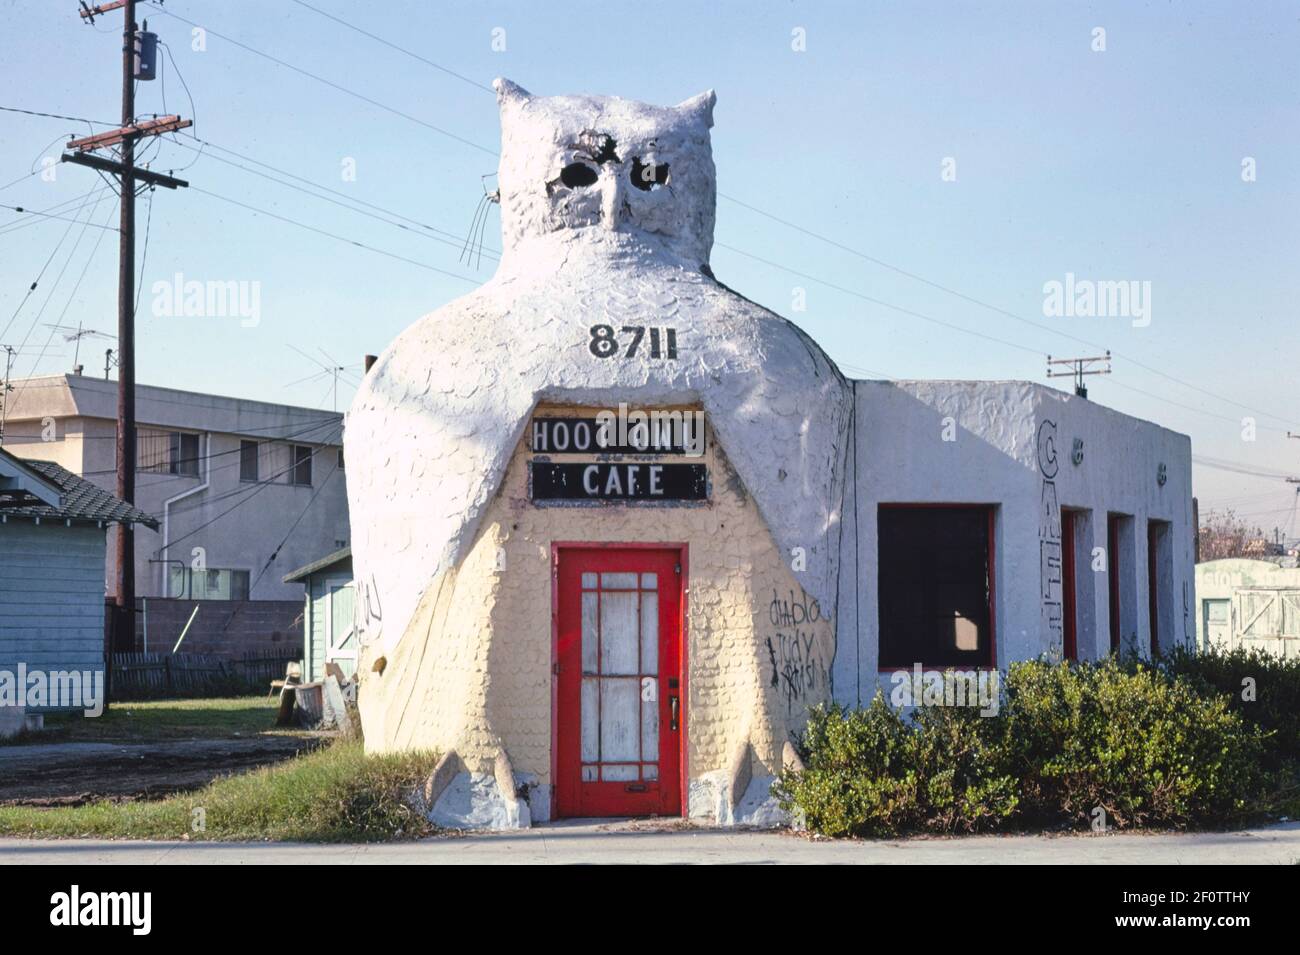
[167,567,251,600]
[291,444,313,486]
[878,504,996,669]
[137,429,200,477]
[239,440,259,482]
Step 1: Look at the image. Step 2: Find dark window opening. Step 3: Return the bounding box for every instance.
[291,444,313,487]
[560,162,599,188]
[240,440,259,482]
[169,432,200,477]
[878,505,995,669]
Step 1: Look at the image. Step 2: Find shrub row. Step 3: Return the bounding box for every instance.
[775,656,1282,838]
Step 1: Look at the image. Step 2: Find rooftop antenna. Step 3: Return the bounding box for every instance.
[45,322,117,371]
[1046,351,1111,399]
[287,345,360,412]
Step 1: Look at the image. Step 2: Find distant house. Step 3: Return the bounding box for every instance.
[2,373,349,602]
[0,447,157,721]
[283,547,355,682]
[1196,558,1300,658]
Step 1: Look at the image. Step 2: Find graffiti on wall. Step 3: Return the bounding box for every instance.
[766,587,829,712]
[1038,420,1063,647]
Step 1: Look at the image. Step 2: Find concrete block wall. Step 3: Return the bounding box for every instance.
[133,598,303,658]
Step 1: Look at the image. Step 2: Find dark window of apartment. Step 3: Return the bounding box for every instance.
[337,447,345,470]
[292,444,313,486]
[169,431,200,477]
[231,570,250,601]
[239,440,259,482]
[878,505,995,669]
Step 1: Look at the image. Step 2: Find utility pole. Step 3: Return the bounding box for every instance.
[0,345,15,446]
[73,0,190,652]
[1046,352,1112,399]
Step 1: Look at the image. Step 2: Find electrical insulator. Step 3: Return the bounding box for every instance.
[134,31,158,81]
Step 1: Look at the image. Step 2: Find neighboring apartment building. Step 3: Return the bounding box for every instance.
[0,373,349,602]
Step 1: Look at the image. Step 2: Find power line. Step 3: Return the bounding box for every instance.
[288,0,494,94]
[189,185,481,284]
[1,187,106,342]
[167,133,498,259]
[266,0,1300,439]
[142,0,1300,467]
[146,3,498,157]
[0,104,117,126]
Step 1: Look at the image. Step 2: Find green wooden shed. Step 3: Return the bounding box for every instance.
[283,546,355,682]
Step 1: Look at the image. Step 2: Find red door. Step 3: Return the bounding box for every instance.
[554,546,684,818]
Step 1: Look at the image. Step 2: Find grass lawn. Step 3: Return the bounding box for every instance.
[9,696,305,746]
[0,741,440,841]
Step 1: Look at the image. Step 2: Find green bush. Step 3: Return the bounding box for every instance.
[777,658,1270,838]
[1001,659,1266,829]
[772,697,1018,838]
[1158,644,1300,767]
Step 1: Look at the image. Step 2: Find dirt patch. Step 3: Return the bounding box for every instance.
[0,736,329,807]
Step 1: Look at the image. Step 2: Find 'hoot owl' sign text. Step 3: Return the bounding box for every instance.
[529,408,709,504]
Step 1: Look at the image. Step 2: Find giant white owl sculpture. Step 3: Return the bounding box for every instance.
[346,79,852,661]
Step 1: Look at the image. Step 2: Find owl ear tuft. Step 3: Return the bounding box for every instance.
[493,77,532,108]
[674,89,716,129]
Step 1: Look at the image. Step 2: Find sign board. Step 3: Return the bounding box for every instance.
[531,462,707,502]
[530,415,704,456]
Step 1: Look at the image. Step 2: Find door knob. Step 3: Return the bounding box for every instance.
[669,694,679,732]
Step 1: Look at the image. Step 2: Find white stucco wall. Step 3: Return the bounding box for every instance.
[832,379,1195,705]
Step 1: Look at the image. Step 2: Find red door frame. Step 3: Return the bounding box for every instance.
[1147,521,1163,659]
[1107,514,1122,654]
[1061,508,1078,661]
[551,542,688,819]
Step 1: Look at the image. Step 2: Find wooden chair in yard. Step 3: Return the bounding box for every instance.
[269,660,303,697]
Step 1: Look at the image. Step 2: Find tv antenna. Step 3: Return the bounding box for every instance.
[1046,351,1111,399]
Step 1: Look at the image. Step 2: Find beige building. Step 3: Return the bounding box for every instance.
[1,373,349,602]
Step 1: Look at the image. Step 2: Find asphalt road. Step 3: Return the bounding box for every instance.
[3,819,1298,864]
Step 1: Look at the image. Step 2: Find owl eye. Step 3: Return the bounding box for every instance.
[560,162,599,188]
[630,158,670,191]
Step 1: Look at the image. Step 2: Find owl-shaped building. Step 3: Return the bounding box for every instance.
[345,80,1195,827]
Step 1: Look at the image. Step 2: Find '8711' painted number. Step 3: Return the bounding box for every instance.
[589,325,678,360]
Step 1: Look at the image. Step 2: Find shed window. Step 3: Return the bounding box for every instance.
[878,505,995,668]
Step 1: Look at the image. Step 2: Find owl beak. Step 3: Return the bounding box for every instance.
[598,166,622,232]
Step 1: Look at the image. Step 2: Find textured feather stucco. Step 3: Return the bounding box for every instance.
[345,82,853,654]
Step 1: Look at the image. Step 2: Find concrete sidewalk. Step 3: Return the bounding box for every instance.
[3,819,1298,864]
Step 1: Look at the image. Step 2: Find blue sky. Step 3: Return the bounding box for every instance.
[2,0,1298,529]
